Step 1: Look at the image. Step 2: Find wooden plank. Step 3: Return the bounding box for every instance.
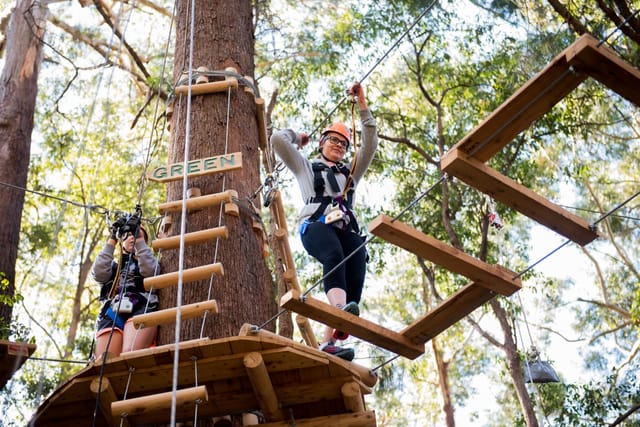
[158,190,236,213]
[452,38,587,161]
[143,263,224,290]
[249,410,377,427]
[151,226,228,251]
[567,34,640,106]
[280,290,425,359]
[441,148,598,246]
[132,300,219,329]
[401,282,496,344]
[368,214,522,295]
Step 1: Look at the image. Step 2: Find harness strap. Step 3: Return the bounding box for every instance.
[308,162,359,232]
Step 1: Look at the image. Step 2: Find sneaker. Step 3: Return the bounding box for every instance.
[333,301,360,341]
[321,341,355,361]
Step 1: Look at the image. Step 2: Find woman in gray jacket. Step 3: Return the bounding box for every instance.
[271,82,378,361]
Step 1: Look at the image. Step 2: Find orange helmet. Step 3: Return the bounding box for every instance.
[320,122,351,146]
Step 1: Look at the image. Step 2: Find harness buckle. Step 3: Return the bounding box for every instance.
[324,202,345,225]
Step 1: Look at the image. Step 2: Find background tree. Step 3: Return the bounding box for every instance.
[0,0,47,337]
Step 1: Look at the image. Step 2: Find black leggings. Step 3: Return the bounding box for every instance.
[300,221,367,303]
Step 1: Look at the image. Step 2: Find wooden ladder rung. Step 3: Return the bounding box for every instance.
[132,300,218,329]
[280,290,424,359]
[111,385,208,419]
[144,263,224,291]
[151,226,228,251]
[401,282,496,344]
[441,148,598,246]
[368,214,521,296]
[174,78,238,96]
[158,190,237,214]
[567,34,640,107]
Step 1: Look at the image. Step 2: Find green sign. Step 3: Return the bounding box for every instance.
[149,152,243,183]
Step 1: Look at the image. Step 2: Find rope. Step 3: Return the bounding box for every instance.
[170,0,197,423]
[307,0,439,140]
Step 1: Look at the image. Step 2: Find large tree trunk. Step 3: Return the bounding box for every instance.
[158,0,275,346]
[0,0,47,334]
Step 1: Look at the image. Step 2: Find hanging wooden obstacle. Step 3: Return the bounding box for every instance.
[369,215,521,296]
[280,289,425,359]
[132,300,219,329]
[30,333,377,426]
[0,340,37,390]
[441,34,640,246]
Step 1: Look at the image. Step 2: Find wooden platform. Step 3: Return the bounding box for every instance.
[30,334,377,427]
[0,340,36,390]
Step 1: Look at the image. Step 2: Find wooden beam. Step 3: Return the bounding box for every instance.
[174,78,238,96]
[567,34,640,106]
[243,352,284,422]
[246,410,377,427]
[368,214,522,295]
[280,290,425,359]
[451,38,587,161]
[256,97,268,150]
[401,282,496,344]
[158,190,235,214]
[90,377,127,427]
[296,314,319,348]
[132,300,218,329]
[144,263,224,291]
[440,148,598,246]
[111,385,208,419]
[151,226,228,251]
[341,381,365,413]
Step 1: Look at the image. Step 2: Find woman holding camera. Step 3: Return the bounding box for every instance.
[91,216,159,359]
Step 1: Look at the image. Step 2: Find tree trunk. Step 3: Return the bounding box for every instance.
[432,339,456,427]
[0,0,47,334]
[490,298,539,427]
[158,0,275,346]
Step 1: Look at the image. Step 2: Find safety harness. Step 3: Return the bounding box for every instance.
[307,161,360,233]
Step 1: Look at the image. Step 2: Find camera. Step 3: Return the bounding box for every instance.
[112,296,133,314]
[112,210,142,240]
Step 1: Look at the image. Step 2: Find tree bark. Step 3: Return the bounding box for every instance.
[0,0,47,334]
[158,0,275,347]
[432,339,456,427]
